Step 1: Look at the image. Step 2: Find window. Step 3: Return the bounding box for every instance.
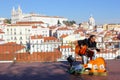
[20,37,22,40]
[14,28,16,31]
[7,29,9,31]
[32,45,34,48]
[1,35,3,39]
[25,28,27,31]
[20,41,22,44]
[11,37,13,40]
[14,37,17,40]
[26,36,27,39]
[36,41,38,45]
[52,40,54,42]
[28,29,30,32]
[14,32,16,35]
[20,31,22,35]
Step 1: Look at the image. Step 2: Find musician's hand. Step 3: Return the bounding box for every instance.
[96,49,100,52]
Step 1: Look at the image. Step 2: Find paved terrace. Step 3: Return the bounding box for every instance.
[0,60,120,80]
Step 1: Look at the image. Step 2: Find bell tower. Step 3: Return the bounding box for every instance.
[11,5,23,24]
[17,5,22,21]
[88,15,95,29]
[11,6,16,24]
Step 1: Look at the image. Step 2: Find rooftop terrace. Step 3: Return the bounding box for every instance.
[0,60,120,80]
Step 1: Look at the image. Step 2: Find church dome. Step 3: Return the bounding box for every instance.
[88,16,95,26]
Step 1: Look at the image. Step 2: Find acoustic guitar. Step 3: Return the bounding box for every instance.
[75,45,87,55]
[75,45,94,57]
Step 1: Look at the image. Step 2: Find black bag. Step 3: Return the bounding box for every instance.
[67,55,75,63]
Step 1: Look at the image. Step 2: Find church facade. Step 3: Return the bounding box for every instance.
[79,15,96,30]
[88,15,95,29]
[11,6,68,26]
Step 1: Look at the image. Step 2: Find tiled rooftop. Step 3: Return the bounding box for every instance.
[0,60,119,80]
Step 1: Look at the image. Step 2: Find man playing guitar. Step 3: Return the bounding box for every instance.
[75,35,100,64]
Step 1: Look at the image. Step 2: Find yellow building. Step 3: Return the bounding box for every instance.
[103,24,120,31]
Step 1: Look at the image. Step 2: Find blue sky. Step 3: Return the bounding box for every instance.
[0,0,120,25]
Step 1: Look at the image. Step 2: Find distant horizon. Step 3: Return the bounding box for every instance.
[0,0,120,25]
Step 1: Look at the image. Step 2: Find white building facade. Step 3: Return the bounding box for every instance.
[30,36,61,54]
[5,25,32,44]
[0,18,6,24]
[32,26,49,37]
[56,27,74,39]
[11,6,68,26]
[60,45,75,60]
[62,34,85,44]
[0,29,4,39]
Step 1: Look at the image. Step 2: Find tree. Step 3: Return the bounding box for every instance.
[4,19,11,24]
[70,20,76,24]
[57,20,61,26]
[63,20,76,26]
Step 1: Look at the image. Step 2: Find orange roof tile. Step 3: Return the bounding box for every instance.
[44,37,59,42]
[57,27,71,30]
[60,34,68,38]
[60,45,71,48]
[7,24,31,26]
[74,29,84,34]
[16,21,44,25]
[0,29,4,34]
[0,42,25,54]
[31,35,43,39]
[49,26,57,29]
[32,26,37,28]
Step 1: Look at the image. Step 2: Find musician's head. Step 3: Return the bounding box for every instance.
[89,35,96,42]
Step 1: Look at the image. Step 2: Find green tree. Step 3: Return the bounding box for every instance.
[4,19,11,24]
[63,20,76,26]
[57,20,61,26]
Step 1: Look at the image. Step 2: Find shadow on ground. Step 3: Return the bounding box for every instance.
[0,60,119,80]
